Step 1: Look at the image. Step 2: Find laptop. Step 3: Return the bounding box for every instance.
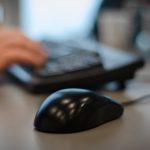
[7,0,145,93]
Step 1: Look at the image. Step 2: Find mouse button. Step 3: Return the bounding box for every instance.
[59,100,77,121]
[74,96,94,114]
[34,96,72,123]
[85,94,109,110]
[38,92,65,110]
[54,96,92,126]
[70,97,97,125]
[99,103,124,122]
[37,93,72,115]
[79,95,93,105]
[103,96,124,111]
[34,104,69,132]
[85,103,123,129]
[49,98,79,124]
[60,94,91,109]
[97,95,123,110]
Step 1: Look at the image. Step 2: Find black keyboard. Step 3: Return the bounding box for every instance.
[35,48,103,78]
[7,40,144,93]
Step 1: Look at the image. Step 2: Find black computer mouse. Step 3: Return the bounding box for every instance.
[34,88,124,133]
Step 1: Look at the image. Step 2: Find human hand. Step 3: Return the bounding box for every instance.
[0,27,47,71]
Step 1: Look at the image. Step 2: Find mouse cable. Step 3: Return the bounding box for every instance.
[121,94,150,107]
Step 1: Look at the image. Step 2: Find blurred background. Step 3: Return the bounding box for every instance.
[0,0,150,56]
[0,0,103,40]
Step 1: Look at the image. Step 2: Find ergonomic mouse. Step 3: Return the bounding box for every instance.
[34,88,124,133]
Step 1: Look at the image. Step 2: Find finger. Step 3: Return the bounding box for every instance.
[0,48,46,71]
[0,28,22,42]
[0,45,47,64]
[0,39,48,61]
[0,34,48,58]
[20,35,48,57]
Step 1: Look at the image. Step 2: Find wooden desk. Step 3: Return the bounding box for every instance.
[0,61,150,150]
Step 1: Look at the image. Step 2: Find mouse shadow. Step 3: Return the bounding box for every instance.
[32,118,124,150]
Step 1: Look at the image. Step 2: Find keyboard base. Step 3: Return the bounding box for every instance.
[6,42,144,93]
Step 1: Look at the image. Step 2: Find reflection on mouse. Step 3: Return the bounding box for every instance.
[34,88,124,133]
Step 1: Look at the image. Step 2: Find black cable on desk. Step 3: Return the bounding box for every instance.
[122,94,150,106]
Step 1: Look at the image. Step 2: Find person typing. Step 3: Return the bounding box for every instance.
[0,27,47,71]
